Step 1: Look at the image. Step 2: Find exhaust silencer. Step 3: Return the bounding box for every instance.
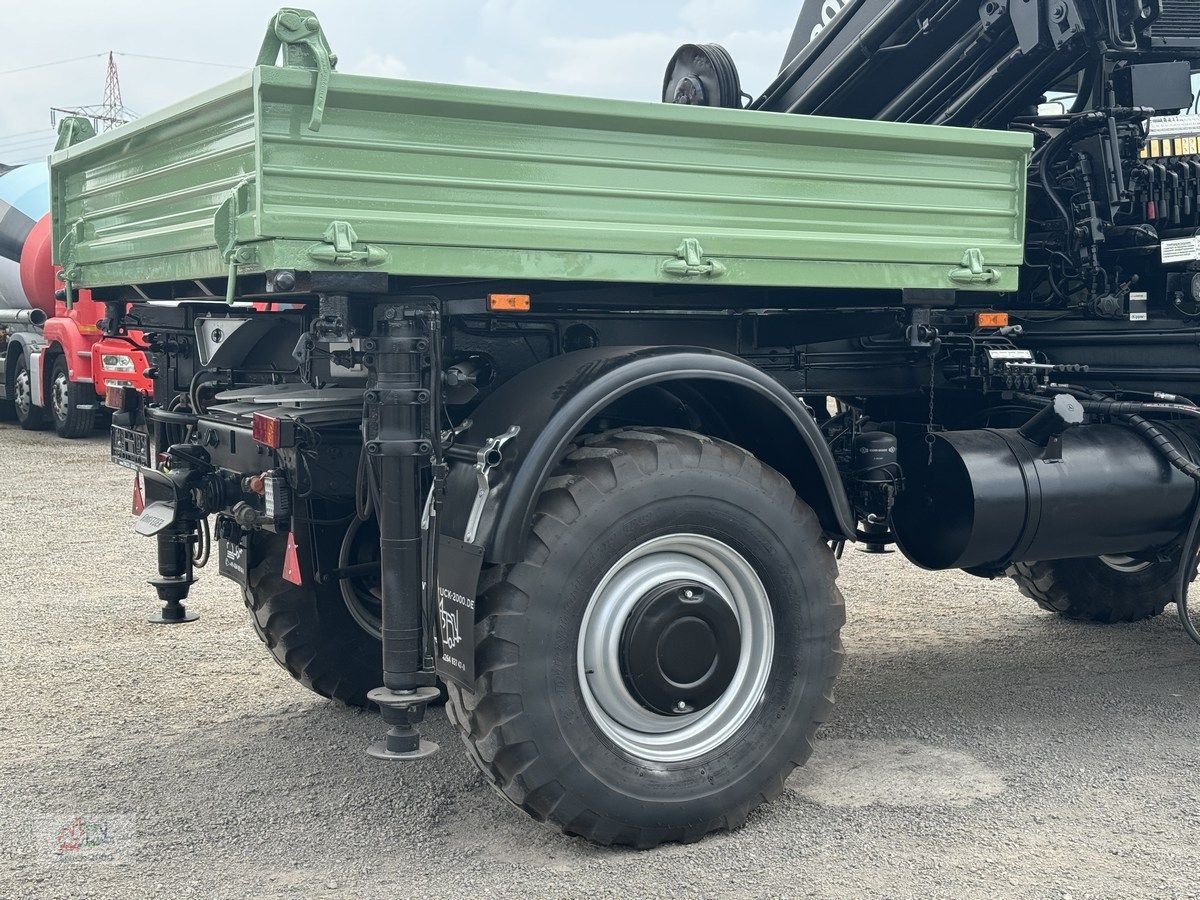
[891,422,1200,571]
[0,307,47,327]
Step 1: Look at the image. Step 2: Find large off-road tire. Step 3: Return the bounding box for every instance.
[445,428,845,848]
[242,529,382,708]
[48,355,96,439]
[11,352,46,431]
[1007,555,1178,623]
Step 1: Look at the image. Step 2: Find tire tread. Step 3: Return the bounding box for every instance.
[445,427,844,847]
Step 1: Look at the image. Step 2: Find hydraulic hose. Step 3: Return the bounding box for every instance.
[1016,393,1200,481]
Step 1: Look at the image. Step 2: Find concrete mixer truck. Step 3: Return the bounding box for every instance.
[0,163,151,437]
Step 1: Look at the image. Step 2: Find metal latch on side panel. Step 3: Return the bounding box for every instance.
[56,219,87,308]
[256,8,337,132]
[215,178,257,305]
[948,248,1001,286]
[307,221,389,266]
[662,238,728,279]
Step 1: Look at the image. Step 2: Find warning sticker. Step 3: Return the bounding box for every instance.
[1162,237,1200,265]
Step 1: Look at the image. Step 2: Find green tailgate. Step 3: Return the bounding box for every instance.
[50,14,1030,296]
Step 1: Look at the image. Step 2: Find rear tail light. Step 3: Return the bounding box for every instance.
[252,413,295,449]
[105,383,137,411]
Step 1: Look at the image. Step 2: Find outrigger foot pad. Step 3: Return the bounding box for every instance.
[366,736,440,761]
[148,575,199,624]
[366,686,441,761]
[148,600,199,624]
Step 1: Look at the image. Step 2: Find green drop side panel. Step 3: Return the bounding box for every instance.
[51,65,1031,293]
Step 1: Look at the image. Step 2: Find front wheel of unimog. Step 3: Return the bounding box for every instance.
[1007,555,1180,623]
[242,529,382,707]
[445,428,845,848]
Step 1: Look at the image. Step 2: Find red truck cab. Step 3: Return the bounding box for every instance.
[1,209,152,437]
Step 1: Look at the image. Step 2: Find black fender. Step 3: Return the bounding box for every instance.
[440,346,855,563]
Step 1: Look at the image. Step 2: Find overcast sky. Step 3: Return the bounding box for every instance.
[0,0,801,166]
[3,2,1197,168]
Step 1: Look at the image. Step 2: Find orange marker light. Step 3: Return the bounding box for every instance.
[976,312,1009,329]
[488,293,532,312]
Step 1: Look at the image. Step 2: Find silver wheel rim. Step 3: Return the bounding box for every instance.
[1100,554,1152,574]
[13,368,32,417]
[51,371,70,421]
[577,534,775,763]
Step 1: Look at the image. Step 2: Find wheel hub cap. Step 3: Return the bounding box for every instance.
[52,373,69,420]
[619,580,740,716]
[14,370,31,414]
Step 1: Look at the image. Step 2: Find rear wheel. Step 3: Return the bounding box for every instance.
[11,353,45,431]
[1007,555,1178,623]
[445,428,845,848]
[243,528,382,707]
[48,356,96,438]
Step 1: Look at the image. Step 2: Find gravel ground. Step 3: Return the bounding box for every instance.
[2,423,1200,899]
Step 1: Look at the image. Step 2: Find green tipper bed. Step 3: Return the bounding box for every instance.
[49,14,1030,297]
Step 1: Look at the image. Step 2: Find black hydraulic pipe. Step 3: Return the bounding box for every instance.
[875,23,988,121]
[1017,331,1200,345]
[769,1,918,116]
[934,45,1028,125]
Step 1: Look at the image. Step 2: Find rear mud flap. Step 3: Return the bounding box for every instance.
[434,536,484,690]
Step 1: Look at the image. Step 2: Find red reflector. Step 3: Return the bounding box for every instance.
[253,413,281,449]
[282,531,303,586]
[132,474,144,516]
[105,385,127,411]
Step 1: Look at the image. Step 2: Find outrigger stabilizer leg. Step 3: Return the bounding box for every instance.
[364,303,439,760]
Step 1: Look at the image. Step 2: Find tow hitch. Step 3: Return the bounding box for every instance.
[134,446,232,624]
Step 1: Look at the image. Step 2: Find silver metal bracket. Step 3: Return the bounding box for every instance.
[423,421,474,532]
[464,425,520,544]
